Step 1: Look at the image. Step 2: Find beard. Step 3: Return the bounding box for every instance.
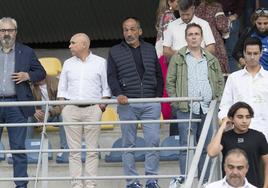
[0,35,15,48]
[256,28,268,36]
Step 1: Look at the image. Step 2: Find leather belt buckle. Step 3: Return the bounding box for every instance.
[75,104,94,108]
[0,95,16,99]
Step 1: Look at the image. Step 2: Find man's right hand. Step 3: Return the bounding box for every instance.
[239,57,246,67]
[221,117,234,132]
[34,109,45,122]
[117,95,128,105]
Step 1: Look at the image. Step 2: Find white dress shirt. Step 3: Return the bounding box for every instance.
[163,15,215,51]
[57,52,111,100]
[205,176,257,188]
[218,67,268,140]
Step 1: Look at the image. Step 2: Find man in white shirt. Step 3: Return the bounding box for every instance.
[206,148,257,188]
[163,0,215,58]
[218,37,268,141]
[57,33,111,188]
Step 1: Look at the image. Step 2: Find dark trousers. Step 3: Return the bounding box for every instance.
[0,97,28,188]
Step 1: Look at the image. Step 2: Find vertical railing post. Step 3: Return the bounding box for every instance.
[183,100,217,188]
[41,135,49,188]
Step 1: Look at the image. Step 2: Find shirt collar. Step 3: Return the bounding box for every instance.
[222,176,251,188]
[186,48,206,57]
[241,66,266,77]
[0,44,15,53]
[178,15,197,25]
[75,51,92,62]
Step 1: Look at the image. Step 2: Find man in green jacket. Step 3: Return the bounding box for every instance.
[166,23,224,183]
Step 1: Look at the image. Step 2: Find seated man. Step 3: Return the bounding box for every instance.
[206,148,257,188]
[27,75,67,150]
[207,102,268,187]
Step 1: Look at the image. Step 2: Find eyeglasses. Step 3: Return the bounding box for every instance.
[0,29,17,33]
[255,8,268,15]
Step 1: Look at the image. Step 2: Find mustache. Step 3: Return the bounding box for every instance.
[4,35,11,40]
[126,36,134,41]
[229,174,241,179]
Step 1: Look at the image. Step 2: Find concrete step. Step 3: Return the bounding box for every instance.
[0,123,183,188]
[0,160,181,188]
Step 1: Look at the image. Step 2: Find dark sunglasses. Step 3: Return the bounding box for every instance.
[255,7,268,15]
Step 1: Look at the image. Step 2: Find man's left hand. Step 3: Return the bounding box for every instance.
[99,104,107,112]
[12,72,30,84]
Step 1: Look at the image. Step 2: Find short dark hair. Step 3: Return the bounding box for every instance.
[227,101,254,118]
[122,16,141,29]
[179,0,194,11]
[243,37,262,52]
[224,148,249,165]
[185,23,203,37]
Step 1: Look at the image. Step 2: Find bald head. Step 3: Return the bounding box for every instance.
[72,33,90,48]
[69,33,90,60]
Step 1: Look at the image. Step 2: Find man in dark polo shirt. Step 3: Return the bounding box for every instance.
[0,17,46,188]
[107,17,163,188]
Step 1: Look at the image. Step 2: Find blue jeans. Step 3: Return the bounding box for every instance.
[27,115,68,149]
[117,103,161,186]
[176,110,212,182]
[0,97,28,188]
[225,19,240,72]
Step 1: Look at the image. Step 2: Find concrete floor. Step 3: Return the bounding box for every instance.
[0,124,186,188]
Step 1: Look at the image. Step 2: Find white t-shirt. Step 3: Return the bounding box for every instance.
[163,15,215,51]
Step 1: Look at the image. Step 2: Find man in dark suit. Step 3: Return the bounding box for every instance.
[0,17,46,188]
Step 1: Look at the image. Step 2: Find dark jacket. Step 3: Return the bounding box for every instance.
[107,40,163,98]
[233,26,268,70]
[15,42,46,117]
[232,26,255,62]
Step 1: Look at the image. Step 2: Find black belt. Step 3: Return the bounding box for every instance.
[74,104,94,108]
[0,95,17,99]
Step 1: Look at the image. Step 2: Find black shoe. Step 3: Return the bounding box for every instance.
[145,181,161,188]
[127,182,143,188]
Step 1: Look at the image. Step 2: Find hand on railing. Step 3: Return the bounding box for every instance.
[34,109,45,122]
[117,95,128,105]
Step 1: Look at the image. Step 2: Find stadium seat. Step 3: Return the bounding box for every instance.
[56,141,100,164]
[105,137,146,162]
[0,142,5,161]
[39,57,62,76]
[159,135,180,161]
[7,139,53,164]
[101,107,118,130]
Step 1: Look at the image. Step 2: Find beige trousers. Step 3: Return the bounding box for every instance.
[62,105,102,188]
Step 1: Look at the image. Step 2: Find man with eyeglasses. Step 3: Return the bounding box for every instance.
[0,17,46,188]
[233,7,268,70]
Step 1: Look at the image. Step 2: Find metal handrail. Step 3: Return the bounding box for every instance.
[183,100,218,188]
[0,97,219,188]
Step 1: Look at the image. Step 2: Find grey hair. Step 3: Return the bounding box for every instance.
[224,148,249,166]
[0,17,17,29]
